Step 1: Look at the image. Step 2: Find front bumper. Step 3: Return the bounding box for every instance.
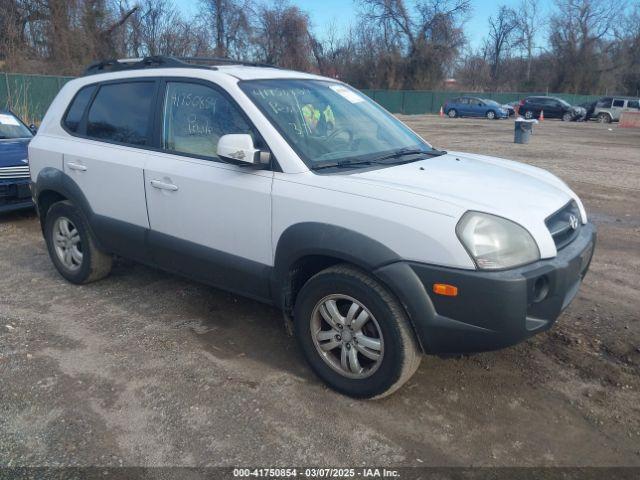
[0,179,33,213]
[375,223,596,354]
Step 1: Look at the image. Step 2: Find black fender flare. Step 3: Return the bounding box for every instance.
[33,167,96,230]
[271,222,436,351]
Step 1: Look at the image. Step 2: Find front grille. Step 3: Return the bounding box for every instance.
[0,165,30,179]
[546,201,581,249]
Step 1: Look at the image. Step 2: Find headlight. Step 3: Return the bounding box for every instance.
[456,212,540,270]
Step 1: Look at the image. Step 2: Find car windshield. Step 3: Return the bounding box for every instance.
[240,79,436,168]
[483,99,500,106]
[0,112,32,139]
[557,99,571,107]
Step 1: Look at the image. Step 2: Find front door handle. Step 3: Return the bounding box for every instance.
[150,179,179,191]
[67,162,87,172]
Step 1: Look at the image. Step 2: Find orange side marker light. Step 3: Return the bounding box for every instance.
[433,283,458,297]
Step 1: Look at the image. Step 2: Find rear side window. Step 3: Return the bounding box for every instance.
[64,85,96,133]
[613,99,625,107]
[87,82,155,146]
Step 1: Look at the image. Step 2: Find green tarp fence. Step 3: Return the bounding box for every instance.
[1,71,603,122]
[1,73,74,124]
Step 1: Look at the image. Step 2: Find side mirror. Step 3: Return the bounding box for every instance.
[217,134,268,166]
[29,124,38,134]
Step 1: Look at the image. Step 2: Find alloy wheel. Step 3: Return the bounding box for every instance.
[52,216,83,271]
[310,294,384,379]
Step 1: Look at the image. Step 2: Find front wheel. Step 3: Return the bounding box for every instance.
[597,113,611,124]
[486,110,496,120]
[294,265,421,399]
[44,200,112,284]
[562,112,572,122]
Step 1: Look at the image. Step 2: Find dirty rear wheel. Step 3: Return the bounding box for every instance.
[44,200,112,284]
[294,265,421,399]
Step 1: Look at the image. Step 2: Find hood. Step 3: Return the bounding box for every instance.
[0,138,30,168]
[348,151,584,258]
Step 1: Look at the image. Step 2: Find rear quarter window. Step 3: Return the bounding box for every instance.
[86,82,156,146]
[63,85,96,133]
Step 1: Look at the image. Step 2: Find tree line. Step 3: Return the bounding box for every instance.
[1,0,639,96]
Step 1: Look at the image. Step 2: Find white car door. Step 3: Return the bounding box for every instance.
[63,80,157,261]
[144,79,273,301]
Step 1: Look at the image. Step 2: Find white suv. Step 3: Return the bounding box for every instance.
[29,57,596,398]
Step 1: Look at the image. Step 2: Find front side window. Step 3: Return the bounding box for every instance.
[241,79,433,167]
[0,112,32,139]
[87,82,155,146]
[596,98,612,108]
[613,99,625,107]
[64,85,96,133]
[162,82,253,159]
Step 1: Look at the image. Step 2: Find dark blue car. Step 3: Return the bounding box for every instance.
[0,110,34,213]
[444,97,509,120]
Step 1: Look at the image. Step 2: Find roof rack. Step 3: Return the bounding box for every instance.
[83,55,278,76]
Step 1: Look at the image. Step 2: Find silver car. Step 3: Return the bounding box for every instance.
[593,97,640,123]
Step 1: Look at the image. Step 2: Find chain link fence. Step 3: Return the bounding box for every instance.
[1,72,603,122]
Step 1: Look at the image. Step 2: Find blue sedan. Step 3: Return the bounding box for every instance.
[444,97,509,119]
[0,110,34,213]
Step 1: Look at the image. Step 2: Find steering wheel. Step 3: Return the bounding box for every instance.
[326,127,354,143]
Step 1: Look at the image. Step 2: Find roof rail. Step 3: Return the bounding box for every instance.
[83,55,279,76]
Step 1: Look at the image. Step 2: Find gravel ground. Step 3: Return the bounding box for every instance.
[1,116,639,467]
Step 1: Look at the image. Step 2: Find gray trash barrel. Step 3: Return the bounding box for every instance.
[514,120,533,144]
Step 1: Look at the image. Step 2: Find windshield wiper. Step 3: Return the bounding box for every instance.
[311,159,377,170]
[311,148,448,171]
[369,147,447,163]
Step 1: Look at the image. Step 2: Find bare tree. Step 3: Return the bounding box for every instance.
[486,5,518,84]
[515,0,540,83]
[199,0,252,57]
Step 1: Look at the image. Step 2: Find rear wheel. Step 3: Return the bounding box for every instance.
[597,112,611,123]
[294,265,421,399]
[44,201,112,284]
[524,110,533,120]
[447,109,458,118]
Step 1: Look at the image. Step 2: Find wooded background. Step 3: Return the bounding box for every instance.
[1,0,639,96]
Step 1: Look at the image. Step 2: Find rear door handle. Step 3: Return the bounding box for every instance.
[67,162,87,172]
[150,179,179,191]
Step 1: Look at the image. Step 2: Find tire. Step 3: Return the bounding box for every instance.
[447,109,457,118]
[293,264,421,399]
[44,200,112,284]
[597,113,611,124]
[562,112,572,122]
[524,110,533,120]
[486,110,496,120]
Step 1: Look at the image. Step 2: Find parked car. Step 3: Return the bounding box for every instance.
[502,102,517,117]
[592,96,640,123]
[518,96,585,121]
[444,96,509,119]
[29,57,596,399]
[0,109,35,213]
[579,100,597,121]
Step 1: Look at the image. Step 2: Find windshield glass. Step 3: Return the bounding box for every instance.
[0,112,32,139]
[557,99,571,108]
[483,99,500,106]
[240,79,434,167]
